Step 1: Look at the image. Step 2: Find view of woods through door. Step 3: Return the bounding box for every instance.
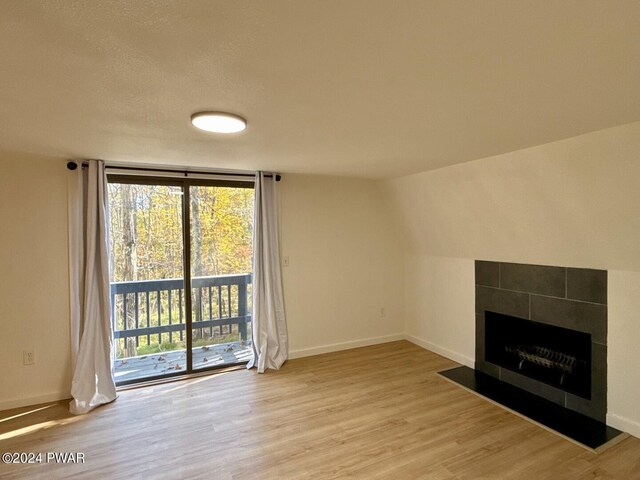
[107,178,254,385]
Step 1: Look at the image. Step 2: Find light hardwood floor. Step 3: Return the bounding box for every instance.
[1,341,639,479]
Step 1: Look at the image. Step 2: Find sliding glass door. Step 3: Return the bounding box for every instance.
[108,181,187,383]
[108,177,253,385]
[188,184,254,371]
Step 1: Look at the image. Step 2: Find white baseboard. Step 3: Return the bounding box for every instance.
[288,333,405,360]
[0,392,69,412]
[405,334,475,368]
[607,413,640,439]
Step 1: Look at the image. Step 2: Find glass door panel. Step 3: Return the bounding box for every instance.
[189,185,254,371]
[108,182,186,384]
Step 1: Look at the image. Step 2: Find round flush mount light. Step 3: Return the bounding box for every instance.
[191,111,247,133]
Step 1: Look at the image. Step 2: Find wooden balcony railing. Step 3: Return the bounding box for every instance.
[110,273,252,354]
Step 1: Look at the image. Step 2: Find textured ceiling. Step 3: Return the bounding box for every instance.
[0,1,639,178]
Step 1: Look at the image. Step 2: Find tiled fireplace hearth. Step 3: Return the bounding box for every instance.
[475,260,607,422]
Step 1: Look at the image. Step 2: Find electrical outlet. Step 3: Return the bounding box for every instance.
[380,307,386,317]
[23,350,35,366]
[282,256,290,267]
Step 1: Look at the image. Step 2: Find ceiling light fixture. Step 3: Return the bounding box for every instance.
[191,111,247,133]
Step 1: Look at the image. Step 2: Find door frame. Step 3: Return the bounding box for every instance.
[108,174,254,385]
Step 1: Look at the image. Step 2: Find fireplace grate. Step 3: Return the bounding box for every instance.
[505,345,581,385]
[485,311,592,399]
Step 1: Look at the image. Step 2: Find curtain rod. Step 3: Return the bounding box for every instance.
[66,161,281,182]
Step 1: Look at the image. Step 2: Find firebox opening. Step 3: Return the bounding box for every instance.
[485,311,592,399]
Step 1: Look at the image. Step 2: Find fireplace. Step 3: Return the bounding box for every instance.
[485,311,591,399]
[475,261,607,422]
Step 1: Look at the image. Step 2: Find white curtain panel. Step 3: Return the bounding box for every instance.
[247,172,288,373]
[68,160,117,414]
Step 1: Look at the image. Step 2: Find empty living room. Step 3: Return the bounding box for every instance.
[1,1,640,478]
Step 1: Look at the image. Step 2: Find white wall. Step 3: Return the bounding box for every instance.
[0,152,72,410]
[280,174,404,357]
[402,254,475,367]
[385,121,640,437]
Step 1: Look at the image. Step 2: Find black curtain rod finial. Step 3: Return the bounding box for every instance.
[67,161,78,171]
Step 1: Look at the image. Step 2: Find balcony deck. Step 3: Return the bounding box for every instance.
[114,341,253,383]
[111,273,253,384]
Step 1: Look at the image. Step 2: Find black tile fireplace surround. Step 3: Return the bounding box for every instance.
[475,261,607,422]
